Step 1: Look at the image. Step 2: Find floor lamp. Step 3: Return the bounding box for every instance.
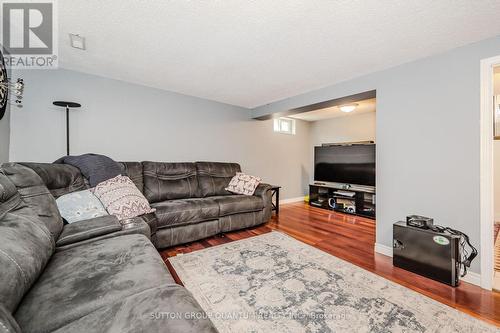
[53,101,82,156]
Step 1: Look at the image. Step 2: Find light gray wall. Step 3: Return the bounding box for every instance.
[309,112,376,147]
[9,69,311,199]
[0,104,10,163]
[253,36,500,274]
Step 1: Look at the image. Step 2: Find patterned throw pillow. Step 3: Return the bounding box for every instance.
[56,189,108,223]
[225,172,262,195]
[93,175,155,220]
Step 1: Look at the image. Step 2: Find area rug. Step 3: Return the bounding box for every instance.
[169,232,497,333]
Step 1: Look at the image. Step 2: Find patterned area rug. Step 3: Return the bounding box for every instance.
[169,232,497,333]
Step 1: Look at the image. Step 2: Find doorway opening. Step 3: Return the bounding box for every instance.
[492,65,500,291]
[284,91,378,252]
[480,55,500,291]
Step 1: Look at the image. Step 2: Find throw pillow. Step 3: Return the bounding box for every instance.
[225,172,261,195]
[93,175,155,220]
[56,189,108,223]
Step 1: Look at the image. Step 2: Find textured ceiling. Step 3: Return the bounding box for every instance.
[58,1,500,108]
[290,98,376,122]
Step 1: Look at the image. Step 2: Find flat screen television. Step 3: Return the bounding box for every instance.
[314,144,376,187]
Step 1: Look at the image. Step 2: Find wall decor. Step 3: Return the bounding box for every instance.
[0,49,8,120]
[0,49,25,120]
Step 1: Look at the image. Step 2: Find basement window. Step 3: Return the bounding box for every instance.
[273,118,296,135]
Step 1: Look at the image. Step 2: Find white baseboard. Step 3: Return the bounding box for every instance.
[460,271,481,287]
[280,197,305,204]
[373,243,482,287]
[374,243,393,257]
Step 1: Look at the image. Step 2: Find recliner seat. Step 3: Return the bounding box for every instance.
[142,161,272,248]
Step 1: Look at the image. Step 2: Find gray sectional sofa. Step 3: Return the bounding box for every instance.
[20,161,273,248]
[0,161,273,333]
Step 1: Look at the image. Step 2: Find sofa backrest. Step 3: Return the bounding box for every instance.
[14,160,242,203]
[19,162,87,198]
[2,163,64,239]
[20,162,145,195]
[195,162,241,197]
[143,162,199,202]
[121,162,144,193]
[0,172,55,313]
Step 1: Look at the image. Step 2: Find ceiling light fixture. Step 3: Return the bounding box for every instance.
[69,34,86,50]
[339,103,358,113]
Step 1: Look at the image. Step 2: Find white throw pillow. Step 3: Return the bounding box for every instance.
[56,189,108,223]
[225,172,261,195]
[92,175,155,220]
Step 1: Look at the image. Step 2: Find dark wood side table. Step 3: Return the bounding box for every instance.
[270,185,281,215]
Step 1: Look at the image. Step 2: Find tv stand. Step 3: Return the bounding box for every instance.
[309,183,376,219]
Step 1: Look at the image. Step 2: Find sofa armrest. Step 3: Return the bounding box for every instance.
[136,212,158,236]
[254,183,273,221]
[56,218,152,251]
[56,215,122,247]
[254,183,272,197]
[123,212,158,246]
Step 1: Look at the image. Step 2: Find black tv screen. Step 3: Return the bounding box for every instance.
[314,144,376,186]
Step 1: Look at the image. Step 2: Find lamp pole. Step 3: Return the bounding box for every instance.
[53,101,82,155]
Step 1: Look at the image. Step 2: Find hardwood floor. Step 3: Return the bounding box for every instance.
[159,202,500,326]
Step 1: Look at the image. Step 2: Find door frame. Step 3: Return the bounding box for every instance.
[479,55,500,290]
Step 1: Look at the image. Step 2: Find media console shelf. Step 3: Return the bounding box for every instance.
[309,183,376,219]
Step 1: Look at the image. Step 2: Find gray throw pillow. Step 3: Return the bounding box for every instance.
[56,189,108,223]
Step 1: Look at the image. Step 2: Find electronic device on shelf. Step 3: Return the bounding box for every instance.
[333,190,356,197]
[314,143,375,188]
[393,216,478,287]
[329,197,356,213]
[309,142,376,219]
[406,215,434,229]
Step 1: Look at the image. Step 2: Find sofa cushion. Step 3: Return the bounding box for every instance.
[14,234,176,333]
[93,175,156,220]
[143,162,199,202]
[2,163,64,239]
[56,189,108,223]
[0,173,55,313]
[51,284,218,333]
[196,162,241,197]
[152,198,219,228]
[19,163,88,198]
[0,304,21,333]
[213,195,264,216]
